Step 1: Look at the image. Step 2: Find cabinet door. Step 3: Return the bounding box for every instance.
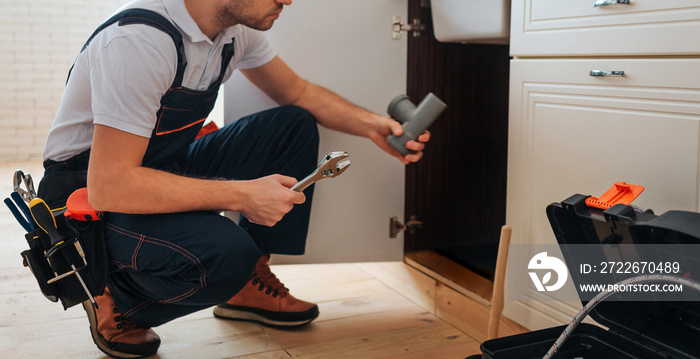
[511,0,700,56]
[505,58,700,329]
[224,1,408,263]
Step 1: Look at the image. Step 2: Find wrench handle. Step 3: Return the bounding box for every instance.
[291,172,319,192]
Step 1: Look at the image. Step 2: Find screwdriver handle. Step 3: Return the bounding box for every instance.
[29,198,66,246]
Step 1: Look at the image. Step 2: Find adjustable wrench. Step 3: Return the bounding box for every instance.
[292,151,351,192]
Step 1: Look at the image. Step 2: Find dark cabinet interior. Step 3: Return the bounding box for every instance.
[404,0,510,284]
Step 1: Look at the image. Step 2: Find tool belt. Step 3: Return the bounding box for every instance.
[8,166,108,310]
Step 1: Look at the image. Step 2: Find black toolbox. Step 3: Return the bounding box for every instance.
[478,193,700,359]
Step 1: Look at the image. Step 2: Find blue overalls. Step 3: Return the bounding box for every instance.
[42,9,319,327]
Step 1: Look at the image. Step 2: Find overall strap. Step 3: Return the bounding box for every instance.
[214,39,236,86]
[67,8,187,88]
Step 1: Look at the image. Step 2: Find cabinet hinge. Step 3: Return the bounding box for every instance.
[392,17,426,40]
[390,215,423,238]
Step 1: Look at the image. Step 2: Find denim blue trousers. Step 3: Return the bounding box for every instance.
[84,106,318,327]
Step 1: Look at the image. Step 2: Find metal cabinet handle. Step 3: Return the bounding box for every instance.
[590,70,625,77]
[595,0,631,7]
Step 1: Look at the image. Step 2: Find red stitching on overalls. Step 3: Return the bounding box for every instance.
[160,287,199,304]
[106,223,208,288]
[160,106,190,111]
[109,258,135,270]
[122,300,154,319]
[154,114,205,135]
[131,234,144,270]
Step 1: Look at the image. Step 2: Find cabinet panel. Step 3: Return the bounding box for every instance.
[511,0,700,56]
[505,58,700,329]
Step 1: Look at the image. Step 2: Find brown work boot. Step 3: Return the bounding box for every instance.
[213,254,319,327]
[82,287,161,358]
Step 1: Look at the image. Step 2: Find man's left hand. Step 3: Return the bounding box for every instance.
[369,116,431,165]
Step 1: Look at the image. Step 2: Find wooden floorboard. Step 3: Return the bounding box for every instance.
[285,322,476,359]
[266,307,438,349]
[0,162,484,358]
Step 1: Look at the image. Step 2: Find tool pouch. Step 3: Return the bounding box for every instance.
[21,228,60,303]
[20,210,107,310]
[27,168,108,310]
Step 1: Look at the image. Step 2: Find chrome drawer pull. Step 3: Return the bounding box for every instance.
[590,70,625,77]
[594,0,631,7]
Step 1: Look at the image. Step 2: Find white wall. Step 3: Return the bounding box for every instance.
[0,0,131,161]
[224,0,409,263]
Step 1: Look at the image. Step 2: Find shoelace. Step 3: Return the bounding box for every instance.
[250,263,289,298]
[112,307,137,331]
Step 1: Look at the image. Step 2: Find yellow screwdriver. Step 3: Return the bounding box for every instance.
[29,198,98,308]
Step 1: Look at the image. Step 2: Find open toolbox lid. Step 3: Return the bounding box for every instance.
[546,192,700,358]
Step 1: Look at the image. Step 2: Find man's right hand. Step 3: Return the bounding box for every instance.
[236,174,306,227]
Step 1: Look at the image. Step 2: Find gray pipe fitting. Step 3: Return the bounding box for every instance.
[386,93,447,156]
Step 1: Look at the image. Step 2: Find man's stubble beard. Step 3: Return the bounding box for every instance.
[217,0,282,31]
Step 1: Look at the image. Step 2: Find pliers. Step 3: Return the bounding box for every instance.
[14,169,37,203]
[4,191,37,232]
[5,170,39,232]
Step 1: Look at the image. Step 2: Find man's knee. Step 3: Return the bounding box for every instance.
[278,105,319,146]
[203,227,262,302]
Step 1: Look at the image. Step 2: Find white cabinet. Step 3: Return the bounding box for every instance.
[508,58,700,249]
[511,0,700,56]
[506,1,700,330]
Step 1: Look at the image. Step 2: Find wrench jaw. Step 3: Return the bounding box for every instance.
[318,159,351,180]
[334,159,351,177]
[321,152,350,173]
[292,151,351,192]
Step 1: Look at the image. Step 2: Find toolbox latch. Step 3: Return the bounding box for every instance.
[585,182,645,210]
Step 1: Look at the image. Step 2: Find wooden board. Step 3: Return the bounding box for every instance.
[405,250,493,306]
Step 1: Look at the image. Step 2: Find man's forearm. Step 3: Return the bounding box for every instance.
[87,124,305,225]
[291,82,382,138]
[88,164,304,227]
[240,56,428,164]
[88,165,236,214]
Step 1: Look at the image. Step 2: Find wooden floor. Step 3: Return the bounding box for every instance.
[0,162,482,358]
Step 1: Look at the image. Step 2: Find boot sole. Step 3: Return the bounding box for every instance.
[82,301,160,359]
[213,303,319,328]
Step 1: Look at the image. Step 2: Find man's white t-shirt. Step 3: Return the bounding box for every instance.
[43,0,276,162]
